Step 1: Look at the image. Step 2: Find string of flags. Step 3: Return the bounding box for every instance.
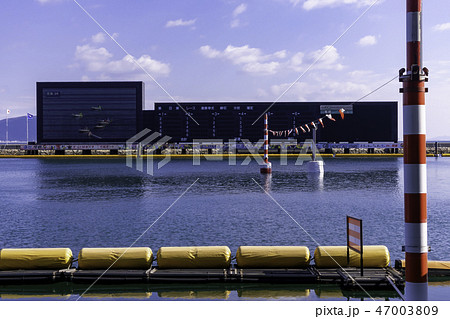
[269,108,345,137]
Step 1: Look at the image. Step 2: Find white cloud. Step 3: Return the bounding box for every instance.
[326,80,369,95]
[231,3,247,28]
[256,88,269,98]
[433,23,450,32]
[91,32,106,44]
[230,19,240,28]
[270,67,401,103]
[222,45,268,64]
[75,45,112,70]
[199,45,221,59]
[289,52,305,71]
[91,32,119,44]
[348,70,375,79]
[306,45,344,70]
[358,35,377,47]
[233,3,247,17]
[242,62,280,74]
[199,44,285,75]
[74,44,170,77]
[36,0,64,4]
[302,0,375,11]
[271,82,310,101]
[271,78,369,101]
[273,50,287,59]
[199,44,344,75]
[289,0,302,6]
[165,18,196,28]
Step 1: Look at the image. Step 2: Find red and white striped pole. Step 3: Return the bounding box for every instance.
[260,113,272,174]
[400,0,428,301]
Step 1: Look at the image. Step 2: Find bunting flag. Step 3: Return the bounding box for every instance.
[339,108,345,120]
[268,108,345,136]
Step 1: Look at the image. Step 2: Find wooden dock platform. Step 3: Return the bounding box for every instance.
[0,266,404,290]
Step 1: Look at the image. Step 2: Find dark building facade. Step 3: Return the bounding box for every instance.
[37,82,144,143]
[36,82,397,144]
[145,101,398,143]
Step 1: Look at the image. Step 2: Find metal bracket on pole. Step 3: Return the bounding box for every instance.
[398,65,429,82]
[402,245,431,252]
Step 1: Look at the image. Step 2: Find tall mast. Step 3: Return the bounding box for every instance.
[399,0,428,301]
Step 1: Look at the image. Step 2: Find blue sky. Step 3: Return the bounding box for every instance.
[1,0,449,138]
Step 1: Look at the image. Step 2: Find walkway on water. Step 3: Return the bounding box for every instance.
[0,266,404,291]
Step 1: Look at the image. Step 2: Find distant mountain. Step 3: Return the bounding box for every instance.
[0,116,36,143]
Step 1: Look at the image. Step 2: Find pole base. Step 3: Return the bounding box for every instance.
[260,162,272,174]
[307,160,324,174]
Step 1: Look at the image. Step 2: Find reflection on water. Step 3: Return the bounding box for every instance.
[158,290,230,300]
[83,292,152,299]
[0,282,408,301]
[0,157,449,300]
[35,159,148,201]
[237,286,310,300]
[314,286,345,299]
[0,282,72,300]
[0,294,72,300]
[28,158,403,200]
[0,277,449,301]
[261,174,272,193]
[307,171,324,191]
[314,285,400,301]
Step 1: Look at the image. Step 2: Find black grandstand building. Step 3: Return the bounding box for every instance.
[146,102,397,143]
[36,82,398,145]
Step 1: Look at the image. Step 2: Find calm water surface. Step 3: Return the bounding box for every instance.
[0,157,449,300]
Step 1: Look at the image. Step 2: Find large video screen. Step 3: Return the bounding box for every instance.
[37,82,143,143]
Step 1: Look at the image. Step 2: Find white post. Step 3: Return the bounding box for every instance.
[307,125,323,174]
[6,113,8,144]
[26,114,29,144]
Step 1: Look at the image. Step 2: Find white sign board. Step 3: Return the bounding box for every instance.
[320,104,353,114]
